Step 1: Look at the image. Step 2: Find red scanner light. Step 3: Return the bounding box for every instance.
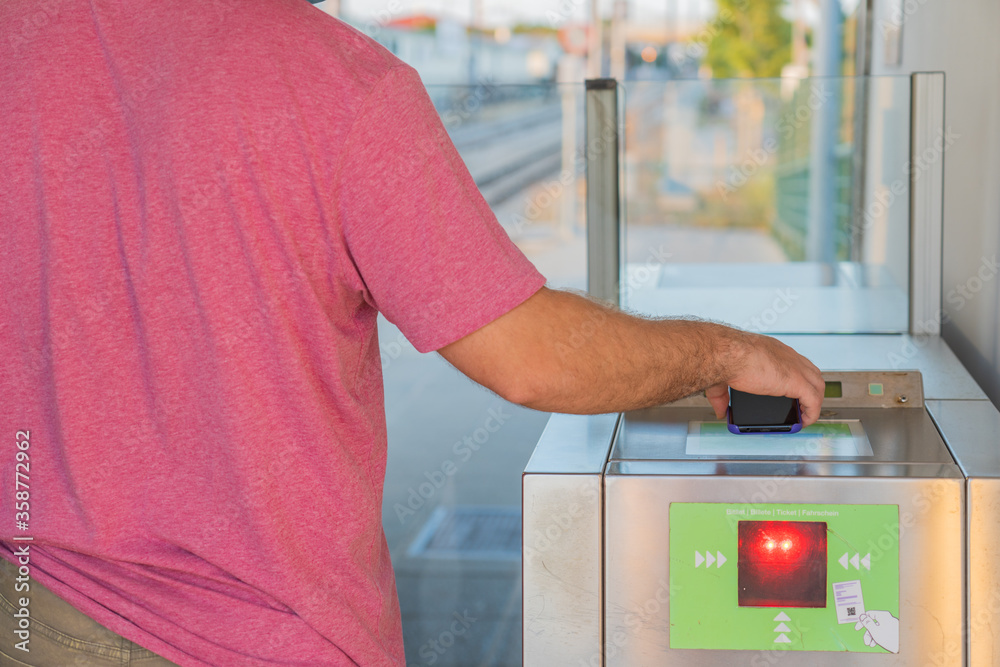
[738,521,827,608]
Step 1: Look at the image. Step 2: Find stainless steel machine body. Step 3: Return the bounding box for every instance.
[523,340,1000,666]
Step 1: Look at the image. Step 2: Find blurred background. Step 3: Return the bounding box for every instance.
[313,0,865,85]
[302,0,1000,664]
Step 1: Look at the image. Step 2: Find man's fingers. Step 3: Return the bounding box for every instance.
[705,383,729,419]
[779,350,824,427]
[799,365,826,427]
[797,389,823,427]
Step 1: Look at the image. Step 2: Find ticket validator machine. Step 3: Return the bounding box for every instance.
[523,75,1000,666]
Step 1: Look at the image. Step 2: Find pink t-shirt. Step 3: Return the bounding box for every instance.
[0,1,544,665]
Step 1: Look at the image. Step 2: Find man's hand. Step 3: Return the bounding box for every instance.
[704,333,825,426]
[438,287,825,422]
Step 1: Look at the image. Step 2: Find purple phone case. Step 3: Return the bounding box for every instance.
[726,405,803,434]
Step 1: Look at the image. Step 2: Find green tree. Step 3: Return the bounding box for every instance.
[703,0,792,78]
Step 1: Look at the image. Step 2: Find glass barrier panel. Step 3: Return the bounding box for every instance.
[621,76,912,334]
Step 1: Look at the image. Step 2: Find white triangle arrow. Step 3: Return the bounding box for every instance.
[774,633,791,644]
[774,612,791,621]
[706,551,716,567]
[716,551,727,567]
[695,551,704,568]
[774,622,790,633]
[839,552,849,570]
[861,553,871,570]
[851,553,860,570]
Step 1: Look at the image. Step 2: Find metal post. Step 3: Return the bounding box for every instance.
[585,78,621,306]
[805,0,843,264]
[609,0,627,82]
[467,0,482,86]
[849,0,874,262]
[587,0,604,78]
[909,72,946,335]
[558,57,581,238]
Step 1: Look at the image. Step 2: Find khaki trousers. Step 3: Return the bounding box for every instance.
[0,557,180,666]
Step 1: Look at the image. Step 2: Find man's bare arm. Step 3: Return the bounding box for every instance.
[438,287,826,425]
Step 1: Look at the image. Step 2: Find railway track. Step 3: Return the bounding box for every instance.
[444,98,566,208]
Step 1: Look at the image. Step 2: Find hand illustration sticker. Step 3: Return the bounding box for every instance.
[854,611,899,653]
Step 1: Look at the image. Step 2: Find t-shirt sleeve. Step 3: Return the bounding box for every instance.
[336,64,546,353]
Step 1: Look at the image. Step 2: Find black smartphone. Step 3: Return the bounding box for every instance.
[727,389,802,434]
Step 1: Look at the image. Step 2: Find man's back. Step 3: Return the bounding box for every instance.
[0,1,545,664]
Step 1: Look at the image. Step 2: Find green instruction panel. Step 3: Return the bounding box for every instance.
[669,503,899,653]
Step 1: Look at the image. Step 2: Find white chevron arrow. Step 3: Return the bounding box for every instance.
[774,622,791,633]
[851,552,860,570]
[774,612,791,621]
[706,551,716,567]
[716,551,727,568]
[695,551,704,568]
[774,633,791,644]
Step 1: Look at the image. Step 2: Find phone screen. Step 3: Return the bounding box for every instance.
[729,389,800,430]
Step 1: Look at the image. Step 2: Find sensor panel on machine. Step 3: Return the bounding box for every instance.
[685,420,873,457]
[669,502,900,653]
[738,520,827,608]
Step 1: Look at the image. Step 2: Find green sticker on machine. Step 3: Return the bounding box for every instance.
[669,503,899,653]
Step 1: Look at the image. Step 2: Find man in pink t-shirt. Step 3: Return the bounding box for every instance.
[0,1,823,665]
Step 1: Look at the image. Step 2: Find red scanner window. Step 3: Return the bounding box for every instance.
[737,521,827,608]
